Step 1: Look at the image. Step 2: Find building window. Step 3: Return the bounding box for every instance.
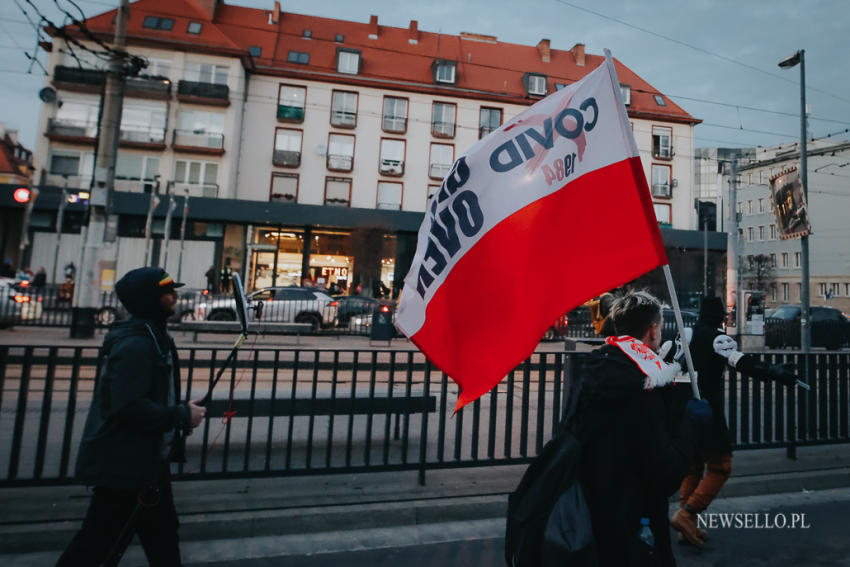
[620,84,631,105]
[379,139,405,176]
[249,46,262,57]
[770,253,777,268]
[287,51,310,65]
[781,252,788,268]
[555,83,569,91]
[335,34,344,43]
[382,97,408,133]
[115,154,159,184]
[794,252,801,268]
[427,184,440,204]
[303,29,312,39]
[327,133,355,172]
[782,283,789,302]
[770,224,776,239]
[49,151,82,176]
[429,143,454,180]
[651,164,672,198]
[771,285,777,302]
[758,226,764,241]
[479,107,502,138]
[846,283,850,297]
[187,21,202,34]
[747,200,753,214]
[184,62,228,85]
[652,126,672,159]
[278,85,306,122]
[273,128,302,167]
[758,198,764,213]
[819,282,827,297]
[325,177,351,207]
[174,160,218,197]
[654,94,666,106]
[796,283,801,300]
[330,90,357,128]
[177,109,224,136]
[377,181,403,210]
[653,203,671,227]
[270,172,298,202]
[143,16,174,30]
[525,73,547,96]
[736,202,742,214]
[433,60,456,84]
[747,227,754,241]
[431,102,456,138]
[336,49,360,74]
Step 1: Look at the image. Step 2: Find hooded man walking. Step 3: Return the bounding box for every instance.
[57,267,205,567]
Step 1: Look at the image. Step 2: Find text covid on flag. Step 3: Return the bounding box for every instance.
[398,52,668,410]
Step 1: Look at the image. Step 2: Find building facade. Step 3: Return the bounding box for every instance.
[0,124,35,270]
[22,0,706,296]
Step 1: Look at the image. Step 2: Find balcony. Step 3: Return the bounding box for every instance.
[114,179,158,193]
[429,163,452,179]
[173,182,219,198]
[330,110,356,128]
[277,104,305,122]
[120,127,167,150]
[432,121,455,138]
[177,80,230,106]
[46,118,97,144]
[382,116,406,133]
[45,173,92,190]
[327,154,353,171]
[125,76,172,100]
[273,149,301,168]
[379,159,404,176]
[52,65,105,93]
[172,130,225,155]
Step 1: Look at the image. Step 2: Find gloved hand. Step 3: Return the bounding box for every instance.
[768,362,798,386]
[713,334,744,366]
[660,328,690,364]
[685,398,712,426]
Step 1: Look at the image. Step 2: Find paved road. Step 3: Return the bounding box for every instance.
[189,490,850,567]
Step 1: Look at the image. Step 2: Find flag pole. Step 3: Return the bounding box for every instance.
[662,264,700,399]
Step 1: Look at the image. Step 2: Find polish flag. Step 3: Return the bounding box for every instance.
[396,51,667,410]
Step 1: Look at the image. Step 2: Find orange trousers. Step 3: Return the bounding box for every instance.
[679,451,732,513]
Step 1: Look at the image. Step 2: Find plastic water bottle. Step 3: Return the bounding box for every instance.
[638,517,655,550]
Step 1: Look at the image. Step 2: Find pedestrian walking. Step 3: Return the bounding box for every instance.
[64,261,76,281]
[570,291,710,567]
[219,259,232,293]
[32,266,47,290]
[670,296,798,547]
[56,267,206,567]
[204,265,216,294]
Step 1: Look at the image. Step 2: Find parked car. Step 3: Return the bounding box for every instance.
[194,286,337,331]
[765,304,850,350]
[96,288,208,326]
[1,281,44,323]
[332,296,378,328]
[542,314,569,341]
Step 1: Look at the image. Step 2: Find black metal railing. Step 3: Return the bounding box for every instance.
[177,80,229,101]
[125,75,172,97]
[1,346,847,487]
[273,149,301,167]
[53,65,105,87]
[46,118,97,139]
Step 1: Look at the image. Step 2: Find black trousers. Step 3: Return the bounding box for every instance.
[56,480,181,566]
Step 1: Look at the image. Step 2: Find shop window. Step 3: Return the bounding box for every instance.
[336,49,361,75]
[651,164,672,198]
[652,126,672,159]
[431,102,456,138]
[270,172,298,202]
[429,143,454,180]
[377,181,403,210]
[325,177,351,207]
[379,139,405,176]
[331,90,357,128]
[382,96,407,133]
[278,84,306,122]
[327,133,355,172]
[479,107,502,138]
[273,129,302,167]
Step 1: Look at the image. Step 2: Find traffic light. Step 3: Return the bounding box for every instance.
[12,187,31,203]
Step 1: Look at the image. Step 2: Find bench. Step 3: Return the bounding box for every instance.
[206,395,438,439]
[178,321,313,343]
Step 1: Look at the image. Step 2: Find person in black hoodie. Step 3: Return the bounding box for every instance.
[57,267,205,567]
[576,291,710,567]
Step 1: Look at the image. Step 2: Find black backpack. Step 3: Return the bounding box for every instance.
[505,378,597,567]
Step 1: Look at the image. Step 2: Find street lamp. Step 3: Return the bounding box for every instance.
[778,49,811,352]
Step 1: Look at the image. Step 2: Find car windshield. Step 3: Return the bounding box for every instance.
[771,306,799,320]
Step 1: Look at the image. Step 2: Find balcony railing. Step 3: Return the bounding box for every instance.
[652,183,672,199]
[173,182,219,198]
[429,163,452,179]
[45,173,92,190]
[273,149,301,167]
[277,104,305,122]
[177,80,229,103]
[120,127,167,146]
[46,118,97,141]
[327,154,353,171]
[125,75,172,99]
[432,121,455,137]
[479,125,498,138]
[113,179,158,193]
[653,145,674,159]
[270,191,296,203]
[53,65,105,88]
[330,110,356,127]
[324,197,350,207]
[382,116,407,132]
[379,159,404,176]
[377,201,401,211]
[173,130,225,151]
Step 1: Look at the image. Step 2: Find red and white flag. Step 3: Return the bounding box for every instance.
[397,52,667,410]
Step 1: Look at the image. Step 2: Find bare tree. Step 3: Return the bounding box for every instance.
[742,253,776,291]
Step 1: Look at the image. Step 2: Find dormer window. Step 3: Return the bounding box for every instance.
[249,46,262,57]
[524,73,547,97]
[432,60,457,85]
[287,51,310,65]
[654,94,666,106]
[143,16,174,30]
[187,21,202,34]
[335,34,344,43]
[303,30,312,39]
[336,48,361,75]
[620,84,631,106]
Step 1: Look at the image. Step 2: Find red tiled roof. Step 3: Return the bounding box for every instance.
[63,0,698,123]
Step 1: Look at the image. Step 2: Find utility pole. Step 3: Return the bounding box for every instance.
[52,178,68,284]
[726,158,740,337]
[177,190,189,282]
[703,220,708,296]
[71,0,129,337]
[797,54,811,353]
[161,194,177,270]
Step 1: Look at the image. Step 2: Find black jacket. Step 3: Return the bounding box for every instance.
[75,318,191,489]
[577,344,698,567]
[687,320,733,452]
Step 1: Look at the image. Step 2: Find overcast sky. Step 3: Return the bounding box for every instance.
[2,0,849,155]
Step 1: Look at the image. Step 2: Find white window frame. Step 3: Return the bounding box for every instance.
[429,143,454,180]
[651,164,672,198]
[327,133,355,172]
[782,283,789,302]
[758,226,764,241]
[527,74,547,96]
[652,126,672,159]
[336,50,360,74]
[325,177,351,207]
[781,252,788,268]
[270,172,298,202]
[431,102,456,137]
[330,91,357,127]
[435,62,456,84]
[747,227,754,241]
[620,84,631,106]
[382,97,408,133]
[794,252,801,268]
[379,139,405,176]
[184,62,228,85]
[653,203,671,225]
[377,181,403,210]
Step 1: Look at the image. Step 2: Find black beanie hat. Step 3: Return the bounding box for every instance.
[699,296,725,325]
[115,267,184,318]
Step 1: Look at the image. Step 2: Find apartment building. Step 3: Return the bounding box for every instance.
[23,0,704,294]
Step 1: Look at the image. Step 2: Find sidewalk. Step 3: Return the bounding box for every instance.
[1,443,848,563]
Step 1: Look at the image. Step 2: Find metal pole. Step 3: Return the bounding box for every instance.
[726,158,740,339]
[798,51,811,353]
[662,264,700,399]
[161,195,176,270]
[703,220,708,295]
[52,180,68,284]
[143,190,160,266]
[176,191,189,282]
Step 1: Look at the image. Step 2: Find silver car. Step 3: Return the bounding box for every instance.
[194,286,338,331]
